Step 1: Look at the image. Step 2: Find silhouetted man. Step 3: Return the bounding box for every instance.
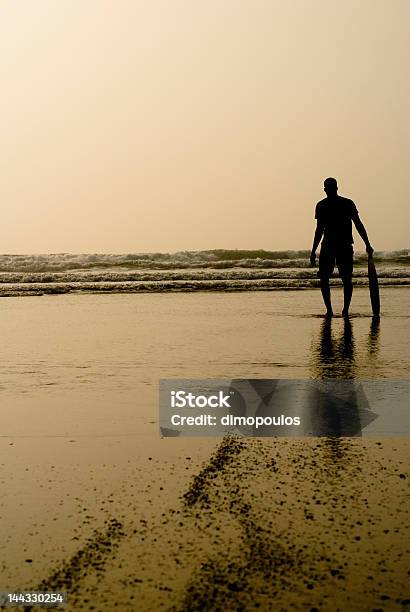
[310,178,373,317]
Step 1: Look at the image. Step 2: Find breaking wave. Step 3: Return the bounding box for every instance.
[0,250,408,296]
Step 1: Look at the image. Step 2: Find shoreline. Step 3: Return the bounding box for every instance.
[0,282,409,298]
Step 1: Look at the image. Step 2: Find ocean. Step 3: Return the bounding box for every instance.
[0,249,408,296]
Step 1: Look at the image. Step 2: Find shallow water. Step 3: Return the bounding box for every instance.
[0,287,407,440]
[0,287,408,395]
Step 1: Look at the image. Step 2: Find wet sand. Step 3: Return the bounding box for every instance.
[2,436,408,611]
[0,288,409,610]
[96,437,408,611]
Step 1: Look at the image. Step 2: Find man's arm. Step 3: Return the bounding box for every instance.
[310,220,324,266]
[352,212,374,255]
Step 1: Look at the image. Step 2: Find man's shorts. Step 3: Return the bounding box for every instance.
[318,244,354,280]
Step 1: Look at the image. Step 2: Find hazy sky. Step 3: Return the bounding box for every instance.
[0,0,409,253]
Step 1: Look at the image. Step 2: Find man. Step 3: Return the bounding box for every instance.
[310,178,373,317]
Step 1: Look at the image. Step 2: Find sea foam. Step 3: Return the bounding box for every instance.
[0,250,408,296]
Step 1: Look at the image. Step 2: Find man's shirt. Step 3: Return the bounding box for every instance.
[315,195,359,246]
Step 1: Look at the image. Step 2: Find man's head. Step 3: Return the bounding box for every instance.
[324,177,338,196]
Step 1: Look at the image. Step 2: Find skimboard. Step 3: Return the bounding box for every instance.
[368,254,380,316]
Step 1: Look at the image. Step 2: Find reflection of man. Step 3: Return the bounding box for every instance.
[308,317,379,437]
[311,317,356,379]
[310,178,374,317]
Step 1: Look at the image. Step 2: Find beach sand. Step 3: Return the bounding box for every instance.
[0,288,409,610]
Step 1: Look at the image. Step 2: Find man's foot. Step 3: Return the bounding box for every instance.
[325,310,333,318]
[342,308,350,318]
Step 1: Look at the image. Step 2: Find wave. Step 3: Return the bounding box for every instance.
[0,249,408,273]
[0,267,409,284]
[0,277,408,297]
[0,250,408,296]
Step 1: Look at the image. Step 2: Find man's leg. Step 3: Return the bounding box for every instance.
[318,247,334,316]
[341,277,353,317]
[320,278,333,316]
[338,247,354,317]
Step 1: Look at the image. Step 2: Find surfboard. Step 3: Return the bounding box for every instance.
[367,254,380,316]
